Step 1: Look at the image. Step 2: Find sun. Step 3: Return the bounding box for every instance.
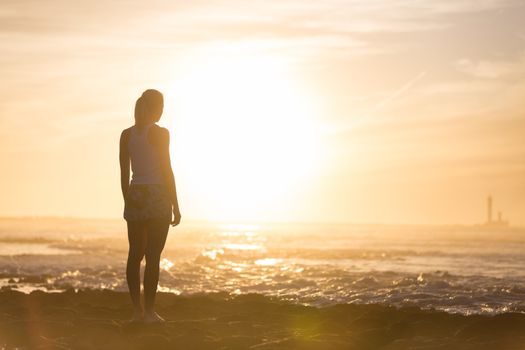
[162,52,322,222]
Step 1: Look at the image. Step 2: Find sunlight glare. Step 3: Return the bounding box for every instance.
[167,52,322,221]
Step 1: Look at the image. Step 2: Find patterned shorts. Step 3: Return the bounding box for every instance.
[124,184,172,221]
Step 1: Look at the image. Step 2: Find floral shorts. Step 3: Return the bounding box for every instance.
[124,184,172,221]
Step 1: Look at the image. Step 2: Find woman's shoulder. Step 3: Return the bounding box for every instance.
[148,124,170,145]
[150,124,169,138]
[150,124,169,133]
[120,127,133,144]
[121,126,133,137]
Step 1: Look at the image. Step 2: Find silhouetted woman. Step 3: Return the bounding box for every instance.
[119,89,181,323]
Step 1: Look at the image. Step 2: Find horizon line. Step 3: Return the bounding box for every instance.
[0,215,520,229]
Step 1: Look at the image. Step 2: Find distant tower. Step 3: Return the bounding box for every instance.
[498,211,502,223]
[487,195,493,224]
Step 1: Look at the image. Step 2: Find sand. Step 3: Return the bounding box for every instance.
[1,289,525,350]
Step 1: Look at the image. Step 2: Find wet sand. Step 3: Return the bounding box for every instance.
[1,289,525,349]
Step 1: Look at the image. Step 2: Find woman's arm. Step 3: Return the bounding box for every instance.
[155,127,181,226]
[119,129,130,202]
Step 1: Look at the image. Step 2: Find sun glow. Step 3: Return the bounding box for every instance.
[166,52,322,221]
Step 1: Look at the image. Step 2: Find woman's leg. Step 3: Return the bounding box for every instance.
[126,220,147,318]
[143,218,170,317]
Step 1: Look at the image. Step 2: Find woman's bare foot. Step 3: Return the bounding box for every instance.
[128,308,144,323]
[143,311,165,323]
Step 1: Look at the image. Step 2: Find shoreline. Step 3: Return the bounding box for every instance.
[1,290,525,349]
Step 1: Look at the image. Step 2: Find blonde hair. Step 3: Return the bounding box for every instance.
[134,89,164,127]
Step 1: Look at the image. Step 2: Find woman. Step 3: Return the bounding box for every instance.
[119,89,181,323]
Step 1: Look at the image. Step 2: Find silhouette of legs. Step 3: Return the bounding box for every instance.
[143,218,170,320]
[126,218,170,322]
[126,220,147,319]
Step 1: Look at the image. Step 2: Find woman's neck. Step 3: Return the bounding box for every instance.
[135,121,155,130]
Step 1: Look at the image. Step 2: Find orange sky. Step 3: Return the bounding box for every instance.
[1,0,524,225]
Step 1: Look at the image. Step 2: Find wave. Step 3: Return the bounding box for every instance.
[2,219,525,315]
[2,252,525,315]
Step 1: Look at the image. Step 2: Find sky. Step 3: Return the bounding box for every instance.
[0,0,524,225]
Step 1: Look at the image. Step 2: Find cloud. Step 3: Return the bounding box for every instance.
[2,0,520,49]
[455,55,525,79]
[374,71,427,110]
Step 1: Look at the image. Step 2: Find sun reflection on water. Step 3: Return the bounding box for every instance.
[157,285,181,294]
[201,248,225,260]
[160,258,174,271]
[255,258,282,266]
[223,243,263,251]
[219,231,258,237]
[220,224,261,232]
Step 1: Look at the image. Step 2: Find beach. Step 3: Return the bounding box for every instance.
[1,289,525,350]
[2,219,525,349]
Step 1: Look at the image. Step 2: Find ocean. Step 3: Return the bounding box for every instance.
[1,218,524,315]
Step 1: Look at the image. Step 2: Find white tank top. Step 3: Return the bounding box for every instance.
[129,123,164,185]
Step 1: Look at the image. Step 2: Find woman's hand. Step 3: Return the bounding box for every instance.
[171,208,181,227]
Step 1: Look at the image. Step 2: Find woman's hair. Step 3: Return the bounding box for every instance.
[134,89,164,126]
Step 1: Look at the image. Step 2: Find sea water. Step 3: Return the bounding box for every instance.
[1,217,524,315]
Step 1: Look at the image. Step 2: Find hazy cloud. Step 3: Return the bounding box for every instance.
[455,55,525,79]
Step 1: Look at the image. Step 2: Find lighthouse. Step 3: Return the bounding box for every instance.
[484,195,509,228]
